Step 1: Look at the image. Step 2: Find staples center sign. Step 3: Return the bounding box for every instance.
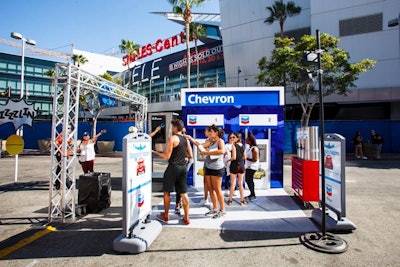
[122,32,185,66]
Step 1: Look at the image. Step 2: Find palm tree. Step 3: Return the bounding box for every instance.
[187,23,207,88]
[119,39,140,90]
[264,0,302,38]
[44,69,55,97]
[168,0,207,89]
[44,69,55,83]
[71,54,88,67]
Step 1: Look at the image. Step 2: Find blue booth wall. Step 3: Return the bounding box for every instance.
[284,120,399,154]
[1,120,398,154]
[0,121,137,151]
[183,105,285,189]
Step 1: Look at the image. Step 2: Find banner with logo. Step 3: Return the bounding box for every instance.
[0,98,37,131]
[122,133,152,237]
[323,133,347,217]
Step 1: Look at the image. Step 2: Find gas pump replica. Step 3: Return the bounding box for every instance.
[181,87,284,189]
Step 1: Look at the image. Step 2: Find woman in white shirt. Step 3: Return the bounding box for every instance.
[77,129,106,173]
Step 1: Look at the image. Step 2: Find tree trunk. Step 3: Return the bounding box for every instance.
[186,22,191,89]
[279,19,284,38]
[195,39,199,88]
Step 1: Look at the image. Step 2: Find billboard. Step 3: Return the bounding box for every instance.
[120,41,224,85]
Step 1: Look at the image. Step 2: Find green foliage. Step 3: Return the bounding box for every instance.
[265,0,302,37]
[43,69,55,78]
[99,72,115,82]
[119,39,139,58]
[168,0,207,88]
[256,33,376,126]
[71,54,88,67]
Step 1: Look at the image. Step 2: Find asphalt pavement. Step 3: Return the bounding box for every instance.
[0,152,399,266]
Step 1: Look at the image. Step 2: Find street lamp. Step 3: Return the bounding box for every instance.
[10,32,36,183]
[149,79,154,103]
[237,66,241,87]
[163,76,169,94]
[11,32,36,99]
[388,13,400,56]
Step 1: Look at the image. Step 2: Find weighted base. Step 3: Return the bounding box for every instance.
[113,219,162,254]
[312,208,357,232]
[300,232,348,254]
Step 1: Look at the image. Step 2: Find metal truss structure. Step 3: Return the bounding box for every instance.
[49,63,147,222]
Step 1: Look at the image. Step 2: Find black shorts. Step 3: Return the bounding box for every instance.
[204,167,225,177]
[230,165,245,175]
[163,164,188,194]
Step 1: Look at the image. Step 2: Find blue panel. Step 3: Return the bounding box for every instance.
[184,91,280,107]
[182,102,284,188]
[283,120,396,153]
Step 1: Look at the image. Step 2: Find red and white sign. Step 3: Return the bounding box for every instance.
[123,32,185,66]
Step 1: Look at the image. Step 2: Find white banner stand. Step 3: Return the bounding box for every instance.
[312,133,356,232]
[113,133,162,254]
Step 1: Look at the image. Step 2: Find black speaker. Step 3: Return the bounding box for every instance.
[78,172,111,213]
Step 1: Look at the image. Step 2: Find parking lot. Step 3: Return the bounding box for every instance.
[0,154,399,266]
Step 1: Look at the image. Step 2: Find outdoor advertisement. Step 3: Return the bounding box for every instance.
[323,136,344,215]
[122,133,152,236]
[122,40,224,86]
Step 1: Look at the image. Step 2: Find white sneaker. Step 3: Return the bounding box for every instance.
[198,198,210,206]
[362,156,367,159]
[356,155,361,159]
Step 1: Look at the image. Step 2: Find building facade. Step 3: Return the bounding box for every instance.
[219,0,400,116]
[219,0,400,152]
[0,52,56,120]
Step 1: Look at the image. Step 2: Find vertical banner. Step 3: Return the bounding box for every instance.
[323,133,346,217]
[122,133,152,237]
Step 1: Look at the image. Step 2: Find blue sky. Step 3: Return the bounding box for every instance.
[1,0,220,57]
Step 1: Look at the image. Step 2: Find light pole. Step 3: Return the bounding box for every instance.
[216,69,219,88]
[179,74,184,90]
[10,32,36,183]
[11,32,36,100]
[163,76,169,94]
[237,66,241,87]
[388,13,400,56]
[149,79,154,103]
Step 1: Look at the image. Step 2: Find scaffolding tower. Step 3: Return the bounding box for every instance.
[49,63,147,222]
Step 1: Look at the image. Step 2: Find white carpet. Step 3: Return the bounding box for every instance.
[151,188,318,232]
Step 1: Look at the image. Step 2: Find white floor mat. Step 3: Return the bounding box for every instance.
[151,188,318,232]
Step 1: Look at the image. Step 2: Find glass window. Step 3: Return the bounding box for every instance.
[34,84,42,95]
[25,66,34,75]
[26,83,34,96]
[0,62,7,70]
[7,80,17,88]
[42,84,50,93]
[35,66,43,74]
[0,80,6,89]
[8,63,17,72]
